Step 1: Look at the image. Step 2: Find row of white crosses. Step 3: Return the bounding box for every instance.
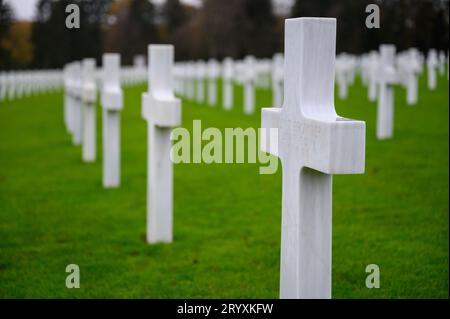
[376,47,448,139]
[121,55,147,86]
[172,53,287,115]
[107,37,442,298]
[397,48,422,105]
[426,49,448,89]
[135,18,365,298]
[174,55,276,115]
[0,70,62,102]
[63,55,124,188]
[59,19,444,299]
[339,46,448,140]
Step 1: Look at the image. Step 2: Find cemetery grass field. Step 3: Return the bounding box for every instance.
[0,74,448,299]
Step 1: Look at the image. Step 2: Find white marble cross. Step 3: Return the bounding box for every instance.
[261,17,365,299]
[81,58,97,162]
[243,55,256,115]
[195,60,206,103]
[101,54,123,188]
[376,45,397,140]
[72,61,83,146]
[207,59,220,106]
[222,57,234,110]
[142,45,181,244]
[271,53,284,107]
[427,49,438,90]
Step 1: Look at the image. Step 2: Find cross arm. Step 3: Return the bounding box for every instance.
[261,107,365,175]
[102,87,123,111]
[142,93,181,127]
[261,107,281,157]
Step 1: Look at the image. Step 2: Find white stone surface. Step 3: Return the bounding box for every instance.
[376,45,397,140]
[0,70,63,102]
[142,45,181,244]
[260,17,365,299]
[81,58,97,162]
[101,53,123,188]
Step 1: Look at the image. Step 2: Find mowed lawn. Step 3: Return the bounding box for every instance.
[0,72,448,298]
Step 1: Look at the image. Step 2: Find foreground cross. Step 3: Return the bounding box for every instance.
[142,45,181,244]
[261,18,365,299]
[101,53,123,188]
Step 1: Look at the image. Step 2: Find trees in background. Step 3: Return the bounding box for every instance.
[171,0,281,60]
[242,0,279,57]
[164,0,187,34]
[1,22,33,67]
[32,0,111,69]
[104,0,159,65]
[0,0,14,69]
[291,0,449,54]
[0,0,448,69]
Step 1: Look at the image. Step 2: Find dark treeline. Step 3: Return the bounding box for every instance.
[0,0,448,70]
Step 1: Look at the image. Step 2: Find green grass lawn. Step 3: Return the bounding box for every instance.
[0,72,448,298]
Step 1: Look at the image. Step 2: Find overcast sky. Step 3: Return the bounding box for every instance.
[5,0,293,21]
